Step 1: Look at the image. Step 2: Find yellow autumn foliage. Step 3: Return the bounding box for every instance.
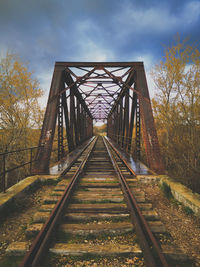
[0,52,44,152]
[0,52,44,189]
[151,37,200,192]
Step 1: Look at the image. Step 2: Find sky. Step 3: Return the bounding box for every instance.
[0,0,200,107]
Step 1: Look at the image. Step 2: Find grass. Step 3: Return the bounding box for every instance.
[20,224,27,233]
[40,177,61,186]
[28,216,35,225]
[160,181,173,199]
[160,181,184,208]
[160,182,195,216]
[183,206,194,215]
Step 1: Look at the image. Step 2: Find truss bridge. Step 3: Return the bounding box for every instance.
[33,61,164,175]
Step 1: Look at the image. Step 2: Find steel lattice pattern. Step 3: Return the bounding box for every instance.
[33,62,164,175]
[64,66,134,121]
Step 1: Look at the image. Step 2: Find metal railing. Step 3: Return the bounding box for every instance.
[0,136,69,193]
[0,146,43,193]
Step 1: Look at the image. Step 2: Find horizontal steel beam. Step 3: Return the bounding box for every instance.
[56,62,144,68]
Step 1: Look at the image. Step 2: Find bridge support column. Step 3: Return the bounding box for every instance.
[32,65,65,174]
[107,65,164,174]
[33,64,93,174]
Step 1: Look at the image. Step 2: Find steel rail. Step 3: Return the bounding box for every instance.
[103,137,169,267]
[58,137,95,176]
[105,137,136,176]
[19,137,97,267]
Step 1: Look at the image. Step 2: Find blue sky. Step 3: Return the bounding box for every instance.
[1,0,200,106]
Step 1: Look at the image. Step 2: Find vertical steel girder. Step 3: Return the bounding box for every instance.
[33,64,93,174]
[70,87,76,149]
[135,97,141,161]
[136,69,163,173]
[57,96,64,161]
[128,92,137,152]
[107,64,164,174]
[124,88,129,150]
[32,66,65,174]
[62,91,73,152]
[33,62,164,174]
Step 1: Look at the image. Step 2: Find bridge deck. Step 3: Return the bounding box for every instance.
[106,137,152,175]
[50,136,151,176]
[49,137,95,175]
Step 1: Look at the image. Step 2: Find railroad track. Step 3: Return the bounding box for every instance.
[7,136,189,266]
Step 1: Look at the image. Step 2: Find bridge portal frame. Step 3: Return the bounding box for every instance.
[33,62,164,174]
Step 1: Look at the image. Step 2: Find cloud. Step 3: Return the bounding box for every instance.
[128,53,157,97]
[146,72,156,98]
[35,68,53,108]
[114,0,200,39]
[77,40,114,61]
[119,51,157,97]
[135,54,155,71]
[183,1,200,24]
[118,8,175,34]
[69,19,115,61]
[135,54,157,97]
[0,0,199,107]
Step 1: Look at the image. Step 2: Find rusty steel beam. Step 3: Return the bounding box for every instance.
[62,91,73,152]
[55,62,144,68]
[57,96,64,161]
[76,98,81,144]
[114,107,118,143]
[136,69,164,173]
[32,65,65,174]
[135,97,141,160]
[119,98,123,146]
[70,87,76,149]
[128,92,137,152]
[124,88,129,150]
